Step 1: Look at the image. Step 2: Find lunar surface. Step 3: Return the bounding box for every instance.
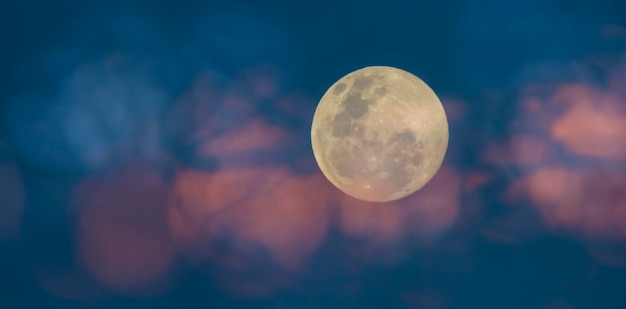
[311,66,449,202]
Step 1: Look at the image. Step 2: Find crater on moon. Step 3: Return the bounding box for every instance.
[311,66,448,202]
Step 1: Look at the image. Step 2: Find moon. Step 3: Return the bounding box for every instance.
[311,66,449,202]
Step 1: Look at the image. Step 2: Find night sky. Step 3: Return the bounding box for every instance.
[1,0,626,308]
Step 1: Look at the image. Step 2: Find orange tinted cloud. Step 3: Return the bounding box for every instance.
[532,83,626,239]
[401,166,462,240]
[227,171,334,269]
[483,134,555,167]
[338,197,405,245]
[551,88,626,159]
[462,170,492,192]
[169,165,335,279]
[337,166,462,256]
[199,120,291,157]
[167,69,342,292]
[481,55,626,259]
[508,165,626,240]
[74,164,176,295]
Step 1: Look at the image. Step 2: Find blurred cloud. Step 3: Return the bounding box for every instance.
[165,62,314,171]
[551,86,626,159]
[167,164,464,296]
[510,167,626,238]
[483,50,626,265]
[169,166,335,294]
[74,163,176,295]
[5,54,166,174]
[338,166,461,253]
[483,134,556,168]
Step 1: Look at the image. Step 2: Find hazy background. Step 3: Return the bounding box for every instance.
[1,0,626,308]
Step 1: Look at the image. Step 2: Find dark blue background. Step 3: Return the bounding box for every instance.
[1,0,626,308]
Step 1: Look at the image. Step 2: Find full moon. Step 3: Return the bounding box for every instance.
[311,66,449,202]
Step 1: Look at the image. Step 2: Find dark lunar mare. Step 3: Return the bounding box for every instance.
[330,76,374,137]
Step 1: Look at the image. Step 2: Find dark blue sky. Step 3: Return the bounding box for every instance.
[1,0,626,308]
